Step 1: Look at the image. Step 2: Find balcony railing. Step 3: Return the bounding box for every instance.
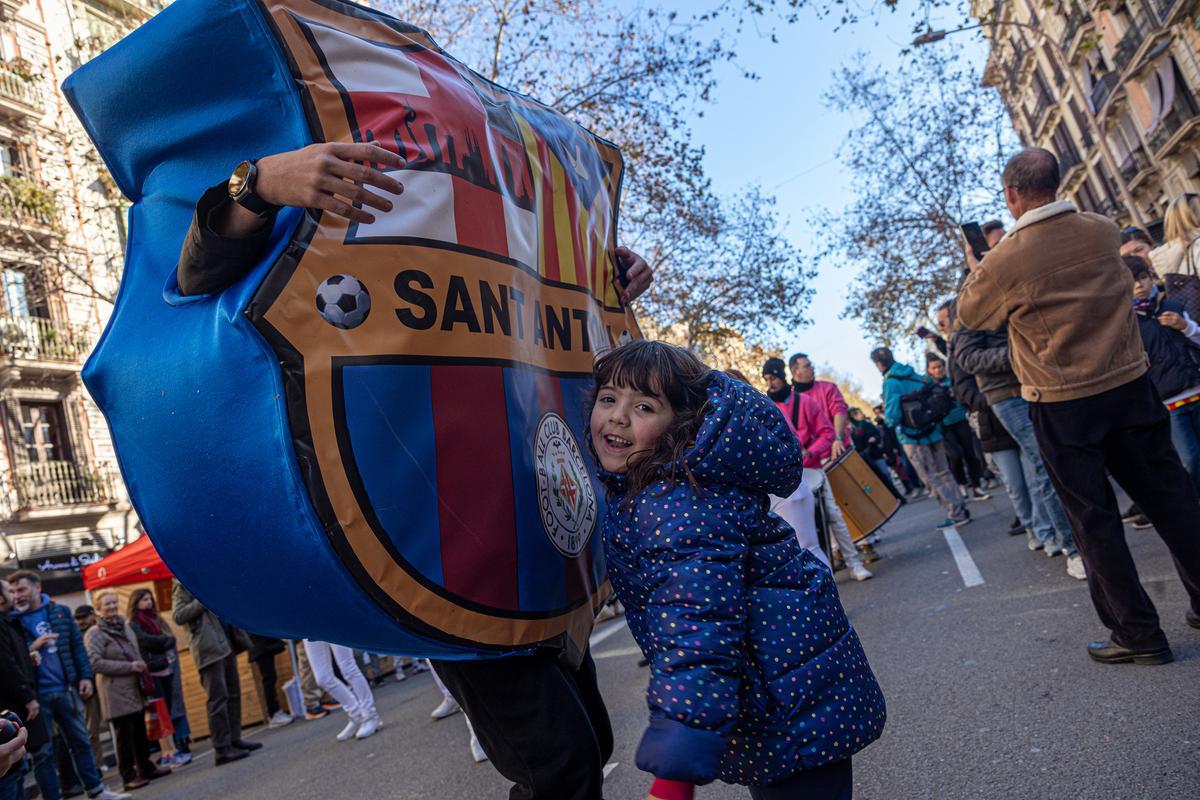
[13,460,115,510]
[0,176,55,228]
[0,315,91,362]
[1060,4,1092,50]
[0,64,39,111]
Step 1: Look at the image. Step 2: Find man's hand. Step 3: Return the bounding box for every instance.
[24,700,38,721]
[0,726,27,774]
[79,679,94,700]
[30,633,57,651]
[29,651,40,668]
[216,143,406,236]
[616,247,653,304]
[830,440,847,458]
[1159,311,1188,332]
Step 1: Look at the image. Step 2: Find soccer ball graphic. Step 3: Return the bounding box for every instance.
[315,274,371,329]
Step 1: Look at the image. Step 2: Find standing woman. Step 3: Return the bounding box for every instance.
[1151,193,1200,309]
[85,592,171,791]
[127,589,192,766]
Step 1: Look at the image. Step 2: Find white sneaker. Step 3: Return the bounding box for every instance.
[336,718,360,741]
[92,791,132,800]
[355,715,382,739]
[851,564,873,582]
[268,710,294,728]
[431,697,461,720]
[1066,555,1087,581]
[470,732,489,763]
[394,668,407,682]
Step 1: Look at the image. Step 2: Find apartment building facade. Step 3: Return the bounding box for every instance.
[0,0,164,596]
[973,0,1200,230]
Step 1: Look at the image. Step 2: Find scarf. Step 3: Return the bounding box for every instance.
[767,385,792,404]
[791,379,815,393]
[132,607,161,636]
[99,615,130,639]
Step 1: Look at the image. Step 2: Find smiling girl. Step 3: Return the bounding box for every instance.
[589,340,886,800]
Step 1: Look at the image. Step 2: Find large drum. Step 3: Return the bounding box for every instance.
[825,450,901,542]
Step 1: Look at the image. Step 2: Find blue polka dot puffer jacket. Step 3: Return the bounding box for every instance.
[598,372,887,786]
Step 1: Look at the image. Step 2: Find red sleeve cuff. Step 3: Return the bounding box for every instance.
[650,777,695,800]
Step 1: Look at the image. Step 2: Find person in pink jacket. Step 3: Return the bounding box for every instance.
[763,359,873,581]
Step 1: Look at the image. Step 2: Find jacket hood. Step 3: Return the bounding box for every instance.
[598,372,803,498]
[886,362,919,381]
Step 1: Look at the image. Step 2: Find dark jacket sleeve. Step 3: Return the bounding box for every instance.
[130,619,175,654]
[948,346,986,413]
[176,182,278,296]
[0,629,35,708]
[954,329,1012,377]
[59,607,94,683]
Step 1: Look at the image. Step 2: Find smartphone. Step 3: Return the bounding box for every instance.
[960,221,990,262]
[915,325,933,339]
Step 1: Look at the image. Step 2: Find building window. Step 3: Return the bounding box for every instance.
[2,266,48,318]
[19,401,72,463]
[1076,179,1100,212]
[0,141,26,179]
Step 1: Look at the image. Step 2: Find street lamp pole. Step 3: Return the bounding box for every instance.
[914,21,1148,228]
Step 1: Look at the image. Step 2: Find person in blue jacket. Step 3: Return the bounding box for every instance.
[589,340,885,800]
[871,347,970,530]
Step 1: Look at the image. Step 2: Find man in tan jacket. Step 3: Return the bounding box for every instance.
[958,147,1200,665]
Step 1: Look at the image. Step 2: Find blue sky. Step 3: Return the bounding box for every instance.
[678,3,992,401]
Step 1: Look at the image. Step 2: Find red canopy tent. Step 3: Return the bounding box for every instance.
[82,535,174,590]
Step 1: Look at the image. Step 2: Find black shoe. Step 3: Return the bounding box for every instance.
[1130,514,1153,530]
[1120,503,1142,522]
[143,767,171,779]
[1187,609,1200,629]
[1007,517,1025,536]
[214,748,249,766]
[61,786,84,799]
[1086,640,1173,665]
[231,740,262,752]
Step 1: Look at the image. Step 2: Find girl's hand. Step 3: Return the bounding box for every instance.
[1159,311,1188,331]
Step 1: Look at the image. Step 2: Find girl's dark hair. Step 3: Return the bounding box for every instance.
[589,340,712,497]
[1124,254,1152,280]
[127,587,155,618]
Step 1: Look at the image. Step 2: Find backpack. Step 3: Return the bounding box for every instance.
[898,379,953,438]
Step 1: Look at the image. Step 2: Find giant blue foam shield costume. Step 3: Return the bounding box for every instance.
[64,0,637,662]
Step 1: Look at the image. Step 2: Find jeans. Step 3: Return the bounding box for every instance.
[992,397,1077,556]
[989,447,1031,527]
[0,760,26,800]
[303,640,376,722]
[1030,375,1200,649]
[433,651,612,800]
[942,419,987,488]
[902,441,966,518]
[35,691,102,797]
[1168,403,1200,493]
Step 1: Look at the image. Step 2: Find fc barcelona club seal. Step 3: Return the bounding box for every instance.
[535,412,597,557]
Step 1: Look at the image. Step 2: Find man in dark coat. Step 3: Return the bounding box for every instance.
[0,577,47,795]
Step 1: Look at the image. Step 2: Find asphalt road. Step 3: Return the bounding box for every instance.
[126,492,1199,800]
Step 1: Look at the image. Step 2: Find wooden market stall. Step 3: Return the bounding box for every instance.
[81,536,294,740]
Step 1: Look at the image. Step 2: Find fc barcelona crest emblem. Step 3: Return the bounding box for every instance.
[535,412,597,558]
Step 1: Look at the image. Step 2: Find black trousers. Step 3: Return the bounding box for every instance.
[198,653,242,750]
[111,711,155,785]
[1031,375,1200,649]
[432,650,613,800]
[942,419,986,488]
[748,758,853,799]
[255,656,281,717]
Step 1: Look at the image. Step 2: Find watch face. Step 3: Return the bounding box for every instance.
[229,161,251,197]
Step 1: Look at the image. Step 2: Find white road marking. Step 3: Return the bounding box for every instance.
[594,645,643,659]
[943,527,984,587]
[603,762,620,779]
[589,618,629,647]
